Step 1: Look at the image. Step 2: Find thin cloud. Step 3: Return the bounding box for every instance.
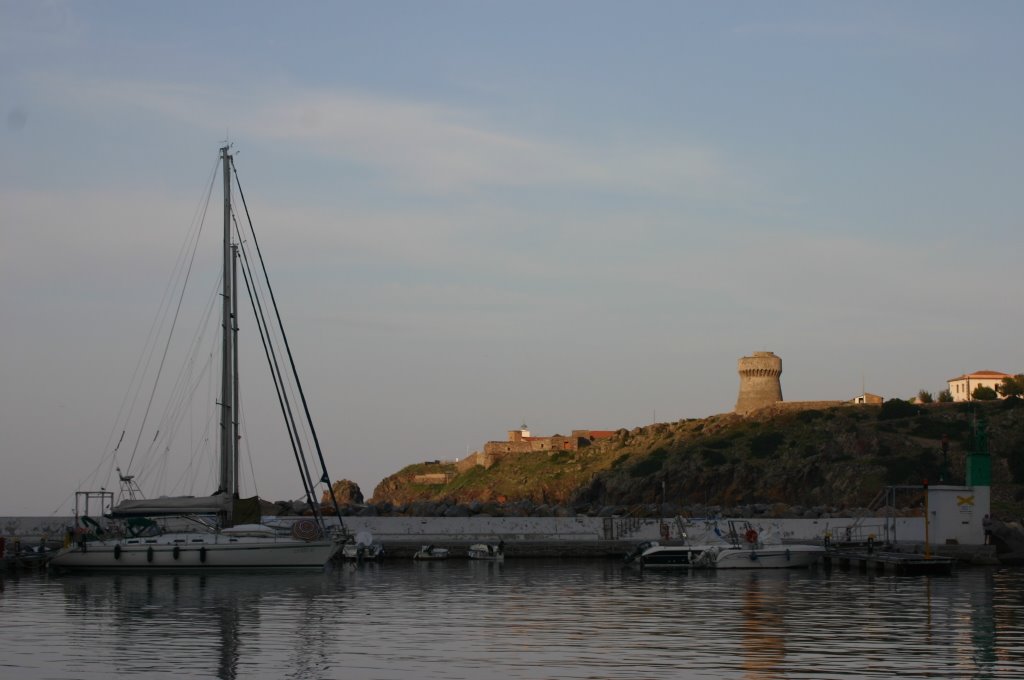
[731,19,965,52]
[30,72,733,196]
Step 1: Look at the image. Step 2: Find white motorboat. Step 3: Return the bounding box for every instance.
[50,147,345,572]
[466,542,505,561]
[413,545,450,560]
[626,521,825,570]
[341,532,385,561]
[695,542,824,569]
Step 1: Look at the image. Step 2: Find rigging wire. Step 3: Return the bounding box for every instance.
[231,159,343,525]
[234,215,315,510]
[136,271,221,478]
[232,207,316,500]
[51,156,220,515]
[116,159,219,480]
[124,179,216,479]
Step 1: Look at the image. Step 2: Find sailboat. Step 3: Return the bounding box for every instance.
[50,146,345,571]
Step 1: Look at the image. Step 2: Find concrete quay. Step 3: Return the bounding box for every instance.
[331,515,998,564]
[1,514,997,565]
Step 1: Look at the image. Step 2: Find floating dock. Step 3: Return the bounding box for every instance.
[824,549,956,575]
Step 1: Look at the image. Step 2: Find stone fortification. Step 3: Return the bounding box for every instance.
[478,429,616,467]
[745,400,848,416]
[735,351,783,413]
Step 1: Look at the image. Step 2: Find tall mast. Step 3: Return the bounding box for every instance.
[219,145,235,500]
[231,242,240,498]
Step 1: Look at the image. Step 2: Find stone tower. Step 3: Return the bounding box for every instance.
[735,351,783,413]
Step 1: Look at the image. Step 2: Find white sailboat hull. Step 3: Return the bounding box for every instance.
[50,534,341,571]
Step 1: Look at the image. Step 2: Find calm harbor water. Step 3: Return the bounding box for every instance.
[1,560,1022,679]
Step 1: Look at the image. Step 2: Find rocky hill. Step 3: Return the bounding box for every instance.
[368,399,1024,518]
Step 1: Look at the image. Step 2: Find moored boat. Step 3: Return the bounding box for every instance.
[340,532,385,562]
[413,545,450,560]
[626,520,824,570]
[466,542,504,561]
[49,146,346,572]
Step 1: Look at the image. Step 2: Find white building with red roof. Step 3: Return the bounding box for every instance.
[946,370,1012,401]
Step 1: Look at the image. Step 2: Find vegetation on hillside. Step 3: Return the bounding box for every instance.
[370,399,1024,518]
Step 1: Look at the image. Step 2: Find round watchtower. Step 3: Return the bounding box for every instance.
[735,351,783,413]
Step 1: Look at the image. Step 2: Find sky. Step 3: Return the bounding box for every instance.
[2,1,1023,516]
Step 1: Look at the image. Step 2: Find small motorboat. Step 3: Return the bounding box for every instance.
[413,545,450,560]
[466,542,504,561]
[340,531,385,562]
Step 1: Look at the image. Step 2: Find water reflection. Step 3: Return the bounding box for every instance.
[58,572,337,679]
[3,563,1024,679]
[739,572,786,679]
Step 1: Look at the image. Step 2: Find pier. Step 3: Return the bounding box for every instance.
[824,548,956,575]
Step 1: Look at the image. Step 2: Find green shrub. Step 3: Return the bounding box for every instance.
[972,386,998,401]
[796,409,824,423]
[910,418,967,439]
[880,456,917,483]
[999,433,1024,483]
[630,449,667,477]
[749,431,785,458]
[879,399,921,420]
[701,449,727,466]
[1002,396,1024,411]
[549,451,572,464]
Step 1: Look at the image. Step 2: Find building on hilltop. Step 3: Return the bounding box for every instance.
[947,370,1012,401]
[484,423,616,455]
[850,392,884,405]
[735,351,783,413]
[457,424,617,471]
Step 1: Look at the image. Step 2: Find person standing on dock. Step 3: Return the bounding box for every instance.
[983,514,992,545]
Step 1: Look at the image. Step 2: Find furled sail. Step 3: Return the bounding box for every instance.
[111,493,231,517]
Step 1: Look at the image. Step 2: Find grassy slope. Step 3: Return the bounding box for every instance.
[371,400,1024,517]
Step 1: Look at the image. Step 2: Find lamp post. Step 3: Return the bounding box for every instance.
[923,479,931,559]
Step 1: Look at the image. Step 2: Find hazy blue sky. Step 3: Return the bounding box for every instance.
[2,1,1022,515]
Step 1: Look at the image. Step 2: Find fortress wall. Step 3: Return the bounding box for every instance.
[483,441,533,455]
[412,473,450,485]
[455,454,483,473]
